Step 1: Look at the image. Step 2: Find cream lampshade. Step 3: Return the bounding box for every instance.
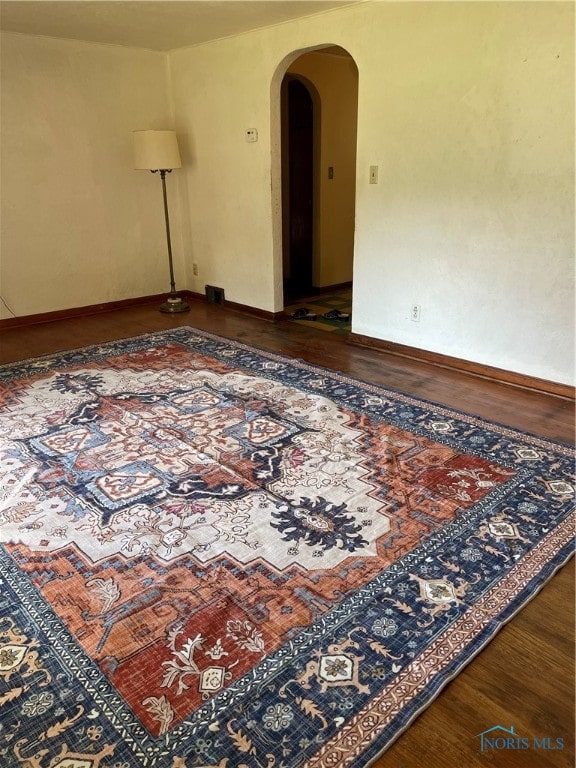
[133,130,182,171]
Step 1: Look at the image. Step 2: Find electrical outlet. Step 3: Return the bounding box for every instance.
[192,263,199,276]
[411,304,421,322]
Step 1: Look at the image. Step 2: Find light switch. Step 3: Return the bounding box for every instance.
[369,165,378,184]
[245,128,258,143]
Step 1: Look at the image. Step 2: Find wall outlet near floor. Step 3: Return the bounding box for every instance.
[411,303,421,322]
[192,263,199,276]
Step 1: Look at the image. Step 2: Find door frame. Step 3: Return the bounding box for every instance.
[270,45,358,312]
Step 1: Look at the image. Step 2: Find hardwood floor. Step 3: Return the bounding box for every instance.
[1,300,574,768]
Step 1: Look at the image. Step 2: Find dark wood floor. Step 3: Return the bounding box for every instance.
[1,300,574,768]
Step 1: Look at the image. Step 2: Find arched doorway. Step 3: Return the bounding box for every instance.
[271,46,359,321]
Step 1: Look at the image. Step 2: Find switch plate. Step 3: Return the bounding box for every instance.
[369,165,378,184]
[245,128,258,143]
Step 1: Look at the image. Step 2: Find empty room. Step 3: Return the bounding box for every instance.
[0,2,574,767]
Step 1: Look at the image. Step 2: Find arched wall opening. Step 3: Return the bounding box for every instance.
[270,45,359,312]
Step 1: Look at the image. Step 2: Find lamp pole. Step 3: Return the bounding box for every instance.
[152,168,190,313]
[153,169,188,312]
[134,129,190,314]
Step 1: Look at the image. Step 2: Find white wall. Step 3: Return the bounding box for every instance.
[169,1,574,385]
[1,2,573,386]
[169,39,279,306]
[352,2,574,386]
[0,32,180,317]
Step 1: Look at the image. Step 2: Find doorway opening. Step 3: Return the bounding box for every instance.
[282,77,315,301]
[277,46,358,330]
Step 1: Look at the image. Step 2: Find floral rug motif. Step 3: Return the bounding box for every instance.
[0,328,573,768]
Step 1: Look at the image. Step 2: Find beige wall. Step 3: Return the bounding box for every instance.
[351,1,574,385]
[168,39,277,305]
[1,2,573,386]
[287,51,358,287]
[0,32,179,317]
[170,1,574,385]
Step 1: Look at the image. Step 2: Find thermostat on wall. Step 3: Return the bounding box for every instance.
[245,128,258,142]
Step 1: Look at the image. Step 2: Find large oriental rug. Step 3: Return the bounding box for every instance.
[0,328,573,768]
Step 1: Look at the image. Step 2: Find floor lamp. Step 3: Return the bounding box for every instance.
[133,130,190,313]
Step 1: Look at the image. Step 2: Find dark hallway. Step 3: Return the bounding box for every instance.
[283,77,314,301]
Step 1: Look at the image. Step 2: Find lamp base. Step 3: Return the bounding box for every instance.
[160,295,190,313]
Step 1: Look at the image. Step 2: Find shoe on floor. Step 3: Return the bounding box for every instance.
[323,309,350,321]
[291,308,318,320]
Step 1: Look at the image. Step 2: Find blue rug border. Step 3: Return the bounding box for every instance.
[359,539,575,768]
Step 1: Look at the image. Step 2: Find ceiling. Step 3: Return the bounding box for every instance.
[0,1,361,52]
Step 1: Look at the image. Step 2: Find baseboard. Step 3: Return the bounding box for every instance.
[348,332,574,401]
[221,298,282,322]
[0,291,282,330]
[193,288,281,322]
[0,293,176,329]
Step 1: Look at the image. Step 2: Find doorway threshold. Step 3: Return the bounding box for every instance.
[284,288,352,334]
